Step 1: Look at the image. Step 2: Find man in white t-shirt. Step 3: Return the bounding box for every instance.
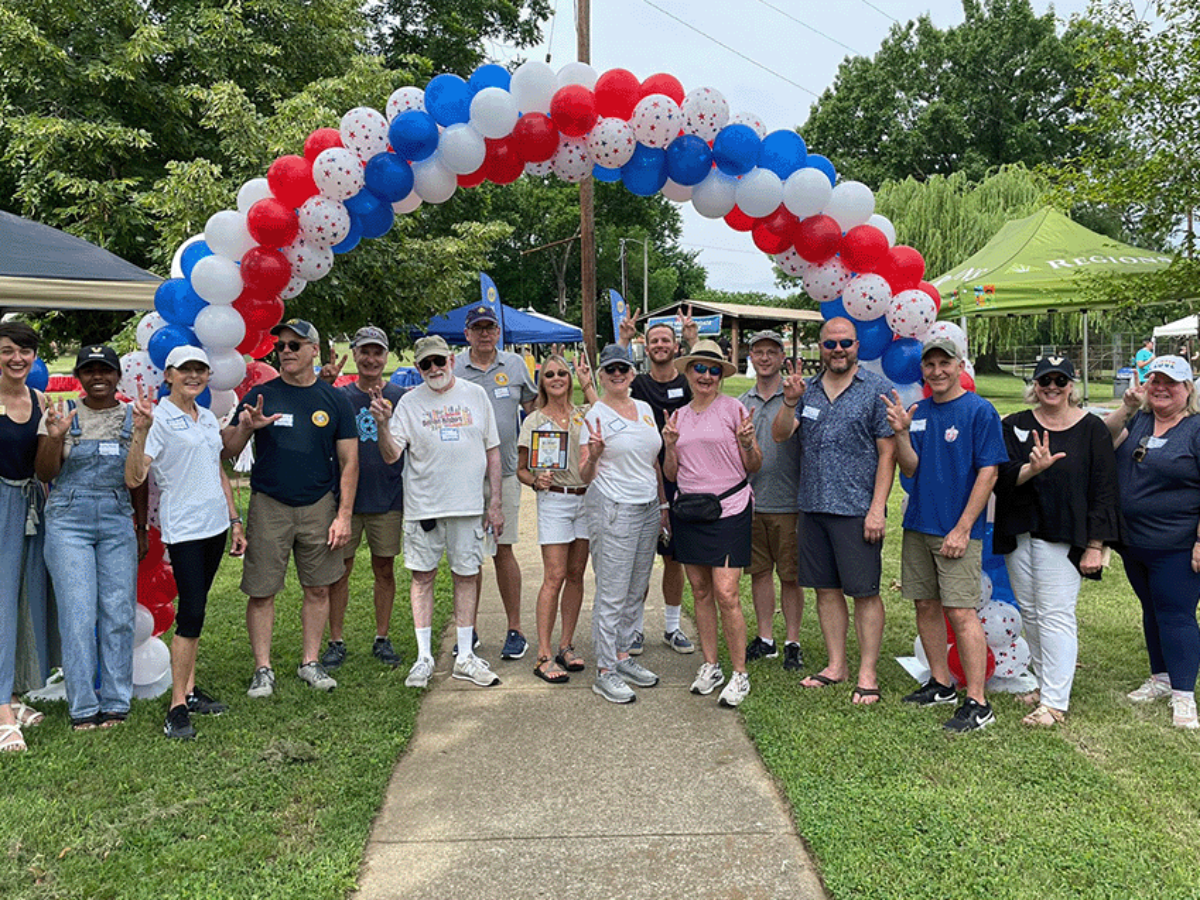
[373,336,503,688]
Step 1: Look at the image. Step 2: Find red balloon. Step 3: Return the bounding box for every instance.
[151,600,176,638]
[137,563,176,612]
[143,526,165,566]
[947,642,996,685]
[235,360,279,399]
[875,245,926,292]
[917,280,942,311]
[236,328,266,356]
[724,206,755,232]
[923,383,933,398]
[248,332,278,360]
[752,220,792,255]
[246,198,299,248]
[457,166,488,188]
[761,205,798,241]
[304,128,343,162]
[594,68,641,119]
[267,155,318,208]
[510,112,560,163]
[233,292,285,332]
[792,214,842,263]
[240,247,292,294]
[640,73,685,105]
[839,224,889,274]
[550,85,598,138]
[944,614,956,646]
[960,372,976,392]
[485,136,525,185]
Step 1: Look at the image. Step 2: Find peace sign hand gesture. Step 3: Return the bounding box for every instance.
[319,353,349,384]
[1026,429,1066,476]
[131,382,156,433]
[43,398,77,440]
[367,386,393,425]
[574,351,592,385]
[737,407,757,449]
[662,410,681,449]
[618,311,639,345]
[678,303,698,348]
[585,416,605,461]
[881,390,917,434]
[782,362,807,405]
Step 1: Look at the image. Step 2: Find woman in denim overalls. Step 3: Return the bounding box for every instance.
[36,346,147,730]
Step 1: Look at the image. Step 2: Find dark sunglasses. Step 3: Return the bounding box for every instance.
[1036,374,1071,388]
[602,363,632,375]
[692,363,724,376]
[1132,435,1151,463]
[541,369,570,378]
[418,355,448,371]
[822,339,856,350]
[274,340,305,353]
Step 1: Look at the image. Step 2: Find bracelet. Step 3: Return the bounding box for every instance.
[659,502,670,510]
[230,516,243,525]
[136,525,149,531]
[782,399,798,408]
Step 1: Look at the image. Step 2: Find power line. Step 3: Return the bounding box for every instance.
[679,240,770,256]
[858,0,899,24]
[751,0,863,55]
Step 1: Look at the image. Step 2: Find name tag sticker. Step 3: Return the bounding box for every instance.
[494,386,511,399]
[607,418,628,434]
[98,442,120,456]
[275,414,294,428]
[440,427,460,442]
[910,419,927,433]
[169,417,190,431]
[667,388,684,399]
[1147,436,1167,449]
[801,405,820,421]
[1013,427,1030,442]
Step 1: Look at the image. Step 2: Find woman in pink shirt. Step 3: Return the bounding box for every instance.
[663,340,761,708]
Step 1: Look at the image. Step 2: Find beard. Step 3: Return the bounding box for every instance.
[424,370,451,391]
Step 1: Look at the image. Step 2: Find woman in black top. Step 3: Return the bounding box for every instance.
[994,356,1119,726]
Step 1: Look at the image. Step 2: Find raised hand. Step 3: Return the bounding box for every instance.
[368,386,393,424]
[131,382,155,433]
[662,409,680,448]
[238,394,283,431]
[1122,381,1145,412]
[585,416,605,460]
[573,351,592,385]
[43,398,77,440]
[678,303,698,348]
[618,311,639,345]
[737,407,757,449]
[881,389,917,434]
[1027,429,1066,476]
[782,366,807,405]
[319,353,348,384]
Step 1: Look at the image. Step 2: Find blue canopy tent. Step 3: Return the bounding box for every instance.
[413,302,583,346]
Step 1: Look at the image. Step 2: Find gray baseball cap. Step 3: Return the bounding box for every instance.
[748,329,785,350]
[350,325,389,350]
[921,337,962,361]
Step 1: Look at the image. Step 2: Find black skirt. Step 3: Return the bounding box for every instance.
[671,501,753,568]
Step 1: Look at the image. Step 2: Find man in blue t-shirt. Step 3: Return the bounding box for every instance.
[1135,337,1156,384]
[883,337,1007,734]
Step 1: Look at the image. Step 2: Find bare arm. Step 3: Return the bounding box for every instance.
[661,410,680,482]
[864,435,896,543]
[220,466,247,556]
[1104,382,1143,445]
[882,391,920,478]
[485,445,504,536]
[327,437,357,548]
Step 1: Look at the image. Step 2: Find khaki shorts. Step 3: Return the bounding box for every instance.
[482,474,521,550]
[241,491,344,596]
[404,515,486,576]
[344,510,403,559]
[748,512,799,580]
[900,530,982,608]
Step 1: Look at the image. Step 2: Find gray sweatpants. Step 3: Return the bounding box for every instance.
[587,490,659,671]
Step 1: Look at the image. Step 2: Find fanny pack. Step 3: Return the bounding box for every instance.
[671,480,747,524]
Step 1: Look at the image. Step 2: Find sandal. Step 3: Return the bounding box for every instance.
[11,701,43,727]
[0,724,26,753]
[1016,690,1041,708]
[1022,704,1066,727]
[534,656,570,684]
[71,715,99,732]
[851,686,882,705]
[800,672,845,689]
[555,645,585,672]
[98,711,128,729]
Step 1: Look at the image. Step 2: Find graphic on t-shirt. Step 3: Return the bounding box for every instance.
[494,372,509,386]
[356,406,378,443]
[421,405,476,431]
[944,426,959,443]
[311,410,330,427]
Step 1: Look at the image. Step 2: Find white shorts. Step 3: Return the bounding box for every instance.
[536,490,590,545]
[483,474,522,552]
[403,516,486,576]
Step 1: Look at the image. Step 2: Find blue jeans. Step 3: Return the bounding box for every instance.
[45,489,137,721]
[1119,545,1200,693]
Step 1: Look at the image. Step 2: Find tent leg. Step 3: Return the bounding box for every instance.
[1082,309,1090,403]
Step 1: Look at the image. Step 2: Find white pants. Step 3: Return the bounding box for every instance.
[1004,535,1082,710]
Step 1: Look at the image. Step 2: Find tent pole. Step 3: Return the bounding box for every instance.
[1082,309,1090,403]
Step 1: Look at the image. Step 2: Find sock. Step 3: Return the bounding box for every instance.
[1153,672,1172,686]
[664,606,680,634]
[374,635,387,643]
[1172,689,1195,701]
[456,626,475,660]
[785,640,800,648]
[415,627,432,660]
[759,636,775,647]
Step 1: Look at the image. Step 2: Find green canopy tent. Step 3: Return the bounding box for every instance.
[930,207,1174,399]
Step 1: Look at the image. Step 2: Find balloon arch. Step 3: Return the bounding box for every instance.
[127,59,975,417]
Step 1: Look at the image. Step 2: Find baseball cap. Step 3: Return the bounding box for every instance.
[748,329,785,350]
[350,325,389,350]
[1032,355,1075,381]
[921,338,962,361]
[465,305,499,327]
[597,343,633,368]
[73,344,121,373]
[269,318,320,343]
[413,335,451,363]
[164,345,211,370]
[1146,355,1193,383]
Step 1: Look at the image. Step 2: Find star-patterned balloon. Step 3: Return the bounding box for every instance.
[631,93,682,150]
[991,637,1031,679]
[802,257,853,303]
[585,117,636,168]
[525,159,555,177]
[119,350,164,399]
[551,136,592,183]
[386,87,426,122]
[313,148,365,201]
[297,196,351,249]
[283,237,334,282]
[681,87,730,141]
[885,289,937,339]
[730,111,767,139]
[841,274,893,321]
[978,600,1023,650]
[774,247,806,277]
[279,275,307,299]
[340,107,389,161]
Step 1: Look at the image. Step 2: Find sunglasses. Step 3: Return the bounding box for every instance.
[692,363,724,376]
[1132,435,1151,463]
[1037,374,1071,388]
[602,363,632,375]
[822,339,856,350]
[418,355,448,371]
[542,369,570,379]
[274,340,306,353]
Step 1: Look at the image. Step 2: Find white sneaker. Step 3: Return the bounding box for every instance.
[690,662,726,695]
[405,656,435,688]
[247,666,275,698]
[297,661,337,691]
[1172,694,1199,729]
[718,671,751,708]
[593,671,636,704]
[1128,676,1172,702]
[452,654,501,687]
[615,658,659,687]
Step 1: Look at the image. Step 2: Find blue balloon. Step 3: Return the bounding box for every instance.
[332,215,363,254]
[425,73,472,126]
[389,111,440,162]
[196,386,213,409]
[855,316,893,361]
[179,240,212,278]
[807,154,837,187]
[881,337,923,385]
[344,189,382,218]
[666,134,713,186]
[147,323,197,370]
[468,64,511,94]
[759,130,808,180]
[154,278,207,327]
[364,152,414,203]
[621,144,668,197]
[593,164,622,183]
[358,201,395,240]
[819,298,847,321]
[27,358,49,392]
[711,124,761,176]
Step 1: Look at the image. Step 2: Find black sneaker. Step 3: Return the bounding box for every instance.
[746,636,778,661]
[782,642,803,671]
[373,637,402,667]
[186,687,228,716]
[902,678,958,706]
[452,629,481,656]
[164,704,196,741]
[943,697,996,733]
[320,640,348,670]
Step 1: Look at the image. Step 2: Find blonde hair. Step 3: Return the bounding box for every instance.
[535,354,575,409]
[1138,378,1200,416]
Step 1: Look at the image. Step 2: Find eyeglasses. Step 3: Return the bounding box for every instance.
[274,340,306,353]
[692,363,724,376]
[1036,374,1071,388]
[541,369,569,379]
[1132,435,1151,463]
[822,339,856,350]
[418,355,448,371]
[469,323,499,333]
[602,363,632,375]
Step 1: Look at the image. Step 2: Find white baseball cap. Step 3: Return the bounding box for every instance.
[164,345,211,369]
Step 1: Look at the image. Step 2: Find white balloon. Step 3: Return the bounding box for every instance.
[885,289,938,339]
[923,321,969,357]
[386,86,426,122]
[132,637,170,686]
[868,213,897,246]
[136,312,167,350]
[783,168,834,219]
[681,87,730,141]
[118,350,164,398]
[392,193,424,214]
[437,123,487,175]
[734,167,784,218]
[193,304,247,350]
[411,156,457,204]
[859,357,886,378]
[586,117,636,168]
[204,210,256,262]
[823,180,876,231]
[524,159,554,177]
[297,196,351,248]
[893,380,924,407]
[208,388,238,420]
[661,179,693,203]
[339,106,389,160]
[730,111,767,139]
[802,257,853,303]
[556,61,598,89]
[631,93,683,150]
[313,147,365,201]
[841,274,893,321]
[510,60,557,114]
[189,255,243,305]
[551,136,591,183]
[134,604,154,646]
[170,234,206,279]
[691,169,739,219]
[469,87,519,139]
[279,275,308,299]
[207,347,248,392]
[283,237,334,282]
[774,247,806,277]
[236,178,274,214]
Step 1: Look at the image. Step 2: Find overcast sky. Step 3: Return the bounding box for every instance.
[489,0,1099,297]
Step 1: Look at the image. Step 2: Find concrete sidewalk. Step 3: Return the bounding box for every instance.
[355,490,827,900]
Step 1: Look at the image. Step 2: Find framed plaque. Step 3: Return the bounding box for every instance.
[529,429,568,470]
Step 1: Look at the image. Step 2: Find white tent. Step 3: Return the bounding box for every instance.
[1154,315,1198,339]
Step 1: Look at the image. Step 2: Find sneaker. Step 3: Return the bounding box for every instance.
[718,671,751,708]
[782,642,803,671]
[629,631,644,656]
[452,629,482,656]
[297,661,337,691]
[320,640,348,670]
[405,656,435,688]
[902,678,957,706]
[615,658,660,687]
[943,697,996,733]
[452,654,501,687]
[500,630,528,660]
[186,687,228,716]
[1128,676,1172,703]
[593,671,636,704]
[163,704,196,741]
[247,666,275,699]
[664,629,695,654]
[746,636,778,661]
[690,662,726,695]
[1172,694,1199,729]
[372,637,402,667]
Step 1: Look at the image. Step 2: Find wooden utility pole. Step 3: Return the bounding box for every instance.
[577,0,597,358]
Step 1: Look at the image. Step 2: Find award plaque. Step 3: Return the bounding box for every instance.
[529,429,568,470]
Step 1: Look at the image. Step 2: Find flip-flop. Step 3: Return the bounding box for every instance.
[851,686,882,705]
[800,673,845,688]
[534,657,570,684]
